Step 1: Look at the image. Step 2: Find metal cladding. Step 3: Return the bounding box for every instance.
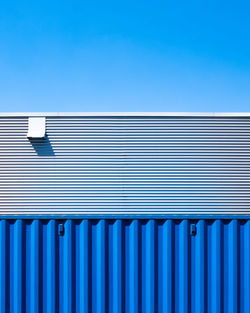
[0,218,248,313]
[1,114,250,216]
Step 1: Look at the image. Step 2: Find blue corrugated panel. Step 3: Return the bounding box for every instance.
[0,218,248,312]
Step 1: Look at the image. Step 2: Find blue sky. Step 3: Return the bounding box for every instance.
[0,1,250,112]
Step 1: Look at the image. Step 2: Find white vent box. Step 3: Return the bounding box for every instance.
[27,117,46,139]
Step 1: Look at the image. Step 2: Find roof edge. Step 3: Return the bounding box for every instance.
[0,112,250,117]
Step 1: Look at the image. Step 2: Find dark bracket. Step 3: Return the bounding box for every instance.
[190,223,197,236]
[58,223,64,236]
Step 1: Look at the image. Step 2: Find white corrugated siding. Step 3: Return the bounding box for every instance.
[1,116,250,215]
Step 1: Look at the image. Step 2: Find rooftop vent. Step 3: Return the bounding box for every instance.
[27,117,46,139]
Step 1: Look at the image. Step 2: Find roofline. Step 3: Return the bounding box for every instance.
[0,112,250,117]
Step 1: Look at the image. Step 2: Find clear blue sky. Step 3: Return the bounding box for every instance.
[1,1,250,112]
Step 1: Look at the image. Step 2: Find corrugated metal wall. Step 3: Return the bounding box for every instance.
[1,116,250,215]
[0,218,249,313]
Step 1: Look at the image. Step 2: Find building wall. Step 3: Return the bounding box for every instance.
[0,115,250,216]
[0,218,247,313]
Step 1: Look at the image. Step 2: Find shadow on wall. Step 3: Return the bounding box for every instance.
[29,136,55,156]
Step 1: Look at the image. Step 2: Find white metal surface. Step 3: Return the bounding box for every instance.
[1,115,250,215]
[27,117,46,139]
[0,112,250,117]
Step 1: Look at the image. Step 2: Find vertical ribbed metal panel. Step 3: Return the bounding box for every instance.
[1,115,250,215]
[0,218,249,312]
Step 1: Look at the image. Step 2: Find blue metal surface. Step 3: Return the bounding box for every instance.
[0,218,248,312]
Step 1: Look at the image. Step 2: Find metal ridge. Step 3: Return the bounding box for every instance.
[0,112,250,117]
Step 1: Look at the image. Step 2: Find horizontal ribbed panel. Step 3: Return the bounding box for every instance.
[1,116,250,215]
[0,219,248,312]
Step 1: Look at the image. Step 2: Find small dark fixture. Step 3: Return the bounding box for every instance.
[190,223,197,236]
[58,224,64,236]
